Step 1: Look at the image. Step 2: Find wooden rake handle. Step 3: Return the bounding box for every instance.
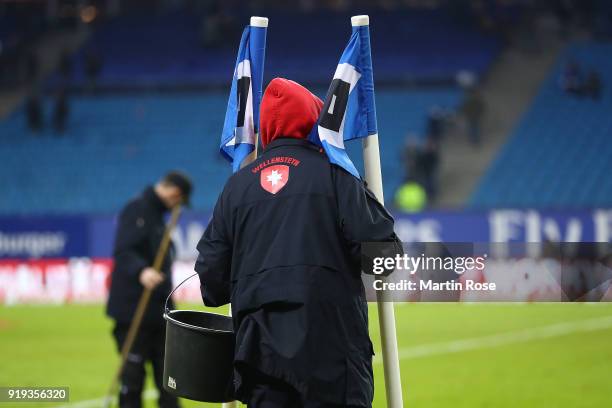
[102,205,182,408]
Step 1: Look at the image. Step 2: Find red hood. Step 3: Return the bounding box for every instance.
[260,78,323,148]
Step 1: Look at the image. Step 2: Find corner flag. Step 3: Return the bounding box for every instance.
[220,17,268,172]
[348,16,404,408]
[312,16,378,178]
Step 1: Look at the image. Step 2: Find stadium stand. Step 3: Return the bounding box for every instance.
[470,42,612,208]
[56,9,500,88]
[0,89,461,214]
[0,16,26,83]
[0,8,46,56]
[0,17,16,46]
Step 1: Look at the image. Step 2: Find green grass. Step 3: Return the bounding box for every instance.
[1,303,612,407]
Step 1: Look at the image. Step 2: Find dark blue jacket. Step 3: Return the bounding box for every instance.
[195,138,400,406]
[106,187,174,326]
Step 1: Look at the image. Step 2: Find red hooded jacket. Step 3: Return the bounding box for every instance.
[260,78,323,148]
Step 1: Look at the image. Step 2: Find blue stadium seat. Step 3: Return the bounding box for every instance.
[470,42,612,208]
[51,10,500,87]
[0,89,461,213]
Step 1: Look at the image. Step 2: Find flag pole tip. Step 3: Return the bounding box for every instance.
[250,16,269,27]
[351,15,369,26]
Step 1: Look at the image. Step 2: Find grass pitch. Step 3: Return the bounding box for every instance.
[1,303,611,407]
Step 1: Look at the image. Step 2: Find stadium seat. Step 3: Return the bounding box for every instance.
[49,9,500,88]
[0,89,461,213]
[471,42,612,208]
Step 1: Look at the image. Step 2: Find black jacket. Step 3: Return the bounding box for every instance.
[106,186,174,327]
[195,138,400,406]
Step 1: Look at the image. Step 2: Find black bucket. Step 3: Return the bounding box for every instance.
[163,274,235,402]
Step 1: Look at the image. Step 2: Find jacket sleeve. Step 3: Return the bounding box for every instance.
[195,189,232,307]
[113,202,150,277]
[332,166,403,276]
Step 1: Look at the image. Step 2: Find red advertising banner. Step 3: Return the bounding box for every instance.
[0,259,203,305]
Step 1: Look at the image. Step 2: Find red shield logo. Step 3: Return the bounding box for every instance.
[260,165,289,194]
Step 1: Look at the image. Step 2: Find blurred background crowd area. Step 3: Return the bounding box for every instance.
[0,0,611,214]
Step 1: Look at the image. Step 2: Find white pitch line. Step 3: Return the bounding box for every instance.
[374,315,612,363]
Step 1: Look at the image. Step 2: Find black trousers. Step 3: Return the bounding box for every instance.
[112,322,180,408]
[243,369,366,408]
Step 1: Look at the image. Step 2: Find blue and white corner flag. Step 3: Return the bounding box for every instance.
[220,17,268,172]
[312,15,378,178]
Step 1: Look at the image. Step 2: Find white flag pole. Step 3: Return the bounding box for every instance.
[352,14,404,408]
[224,15,268,408]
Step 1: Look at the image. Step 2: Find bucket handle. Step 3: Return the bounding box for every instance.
[165,272,199,314]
